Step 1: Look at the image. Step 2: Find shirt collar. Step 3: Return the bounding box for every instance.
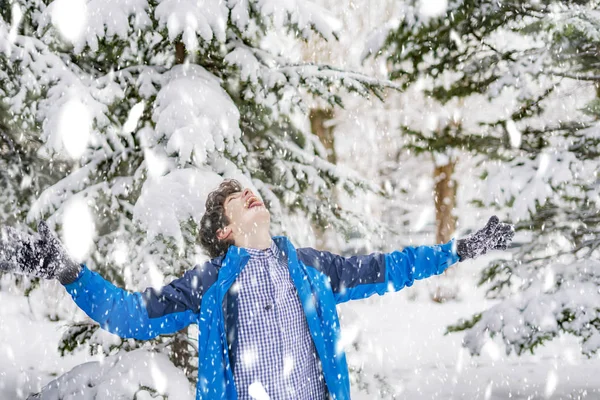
[242,240,282,261]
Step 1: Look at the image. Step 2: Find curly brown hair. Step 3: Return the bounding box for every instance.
[199,179,243,258]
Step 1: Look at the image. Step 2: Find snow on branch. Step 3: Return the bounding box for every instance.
[462,259,600,357]
[133,168,224,248]
[278,62,400,100]
[39,0,152,52]
[229,0,341,41]
[31,348,194,399]
[270,136,378,193]
[360,21,398,62]
[152,64,244,166]
[155,0,228,51]
[0,21,121,157]
[550,72,600,82]
[225,42,400,110]
[26,151,128,223]
[36,0,340,54]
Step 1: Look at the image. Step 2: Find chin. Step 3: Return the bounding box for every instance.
[246,206,271,226]
[255,208,271,225]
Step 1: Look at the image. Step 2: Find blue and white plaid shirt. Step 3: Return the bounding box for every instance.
[233,241,328,399]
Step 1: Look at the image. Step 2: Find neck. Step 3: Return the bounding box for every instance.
[234,228,272,250]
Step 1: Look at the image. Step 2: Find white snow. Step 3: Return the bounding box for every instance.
[8,4,22,46]
[3,255,600,399]
[48,0,88,44]
[505,119,522,149]
[133,168,224,247]
[155,0,228,51]
[3,0,600,399]
[248,381,271,400]
[283,355,294,377]
[55,99,93,159]
[111,242,129,266]
[537,152,551,178]
[545,369,558,398]
[122,101,146,134]
[41,0,151,53]
[143,147,170,180]
[35,348,194,399]
[61,197,95,263]
[153,65,243,165]
[418,0,448,18]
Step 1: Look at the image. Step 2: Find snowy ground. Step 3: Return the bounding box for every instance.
[346,292,600,400]
[1,256,599,400]
[0,288,95,398]
[345,256,600,400]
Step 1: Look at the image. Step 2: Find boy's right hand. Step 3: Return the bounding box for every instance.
[0,221,81,284]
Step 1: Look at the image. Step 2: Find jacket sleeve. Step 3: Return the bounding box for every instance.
[297,239,460,304]
[63,264,208,340]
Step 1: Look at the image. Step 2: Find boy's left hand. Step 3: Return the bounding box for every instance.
[456,216,514,261]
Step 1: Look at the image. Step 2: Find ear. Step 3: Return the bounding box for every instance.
[216,226,232,241]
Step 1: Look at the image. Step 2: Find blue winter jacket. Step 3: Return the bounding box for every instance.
[64,236,459,399]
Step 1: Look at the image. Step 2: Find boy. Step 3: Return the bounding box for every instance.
[0,179,514,399]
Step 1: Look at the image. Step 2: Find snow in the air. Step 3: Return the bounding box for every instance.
[61,197,95,263]
[505,120,521,149]
[1,0,600,399]
[248,381,271,400]
[418,0,448,18]
[123,101,146,135]
[55,99,92,159]
[49,0,87,44]
[7,4,22,46]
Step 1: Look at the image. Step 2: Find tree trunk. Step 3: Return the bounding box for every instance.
[171,331,191,375]
[175,41,186,65]
[433,161,457,244]
[309,108,341,251]
[431,158,458,303]
[170,40,192,375]
[309,108,336,164]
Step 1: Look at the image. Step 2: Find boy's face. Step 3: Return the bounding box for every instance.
[217,188,270,244]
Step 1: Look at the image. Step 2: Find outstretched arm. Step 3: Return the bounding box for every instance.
[1,221,204,340]
[299,240,459,303]
[298,216,514,304]
[64,265,203,340]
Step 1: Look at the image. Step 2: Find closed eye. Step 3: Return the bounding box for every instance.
[225,191,242,205]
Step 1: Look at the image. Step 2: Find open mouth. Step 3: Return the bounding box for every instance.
[245,196,263,209]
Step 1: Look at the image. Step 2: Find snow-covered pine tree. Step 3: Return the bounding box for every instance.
[446,3,600,357]
[0,109,68,295]
[367,0,599,304]
[0,0,394,396]
[0,120,40,228]
[381,0,600,356]
[364,0,536,300]
[0,35,67,232]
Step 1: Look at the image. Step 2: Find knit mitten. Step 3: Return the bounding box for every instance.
[456,216,514,261]
[0,221,81,284]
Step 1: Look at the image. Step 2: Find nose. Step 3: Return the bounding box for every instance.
[242,188,252,199]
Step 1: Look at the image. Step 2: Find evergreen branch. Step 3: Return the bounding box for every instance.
[551,72,600,81]
[0,124,15,153]
[279,62,402,91]
[446,313,482,334]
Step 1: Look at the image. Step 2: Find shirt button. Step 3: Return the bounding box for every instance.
[264,303,272,311]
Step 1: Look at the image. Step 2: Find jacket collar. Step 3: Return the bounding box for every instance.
[216,237,294,285]
[241,240,282,261]
[272,236,294,258]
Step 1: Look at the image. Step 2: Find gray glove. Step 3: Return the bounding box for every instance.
[456,216,514,261]
[0,221,81,284]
